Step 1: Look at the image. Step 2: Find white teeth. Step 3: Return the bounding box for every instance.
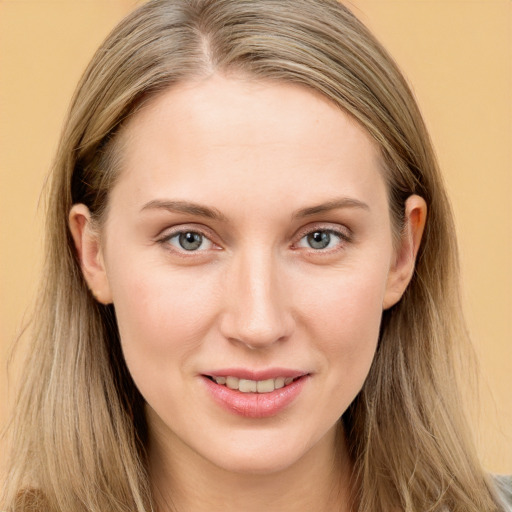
[256,379,275,393]
[211,375,300,393]
[239,379,257,392]
[274,377,285,389]
[226,376,239,389]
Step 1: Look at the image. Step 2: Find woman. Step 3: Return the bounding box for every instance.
[2,0,510,510]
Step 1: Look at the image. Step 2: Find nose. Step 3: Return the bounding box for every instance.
[219,247,294,350]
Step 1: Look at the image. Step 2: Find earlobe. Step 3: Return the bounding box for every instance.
[383,195,427,310]
[69,204,113,304]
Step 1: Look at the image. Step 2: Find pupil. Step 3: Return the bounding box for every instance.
[308,231,330,249]
[179,232,202,250]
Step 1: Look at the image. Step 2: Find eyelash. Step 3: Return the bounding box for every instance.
[293,226,352,254]
[157,226,220,256]
[157,224,352,256]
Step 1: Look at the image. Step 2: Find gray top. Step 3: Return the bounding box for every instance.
[496,475,512,511]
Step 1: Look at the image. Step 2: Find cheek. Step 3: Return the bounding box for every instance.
[295,263,387,382]
[112,260,219,334]
[107,262,221,392]
[298,262,387,336]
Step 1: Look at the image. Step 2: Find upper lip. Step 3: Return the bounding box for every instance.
[202,368,310,380]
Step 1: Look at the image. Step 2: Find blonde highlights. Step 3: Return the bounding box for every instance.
[2,1,503,510]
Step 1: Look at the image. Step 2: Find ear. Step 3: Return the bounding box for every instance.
[383,195,427,310]
[69,204,113,304]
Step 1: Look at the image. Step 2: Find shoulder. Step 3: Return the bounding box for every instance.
[495,474,512,511]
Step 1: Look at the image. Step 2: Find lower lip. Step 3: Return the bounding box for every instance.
[202,376,308,418]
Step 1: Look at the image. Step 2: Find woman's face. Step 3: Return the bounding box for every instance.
[72,75,422,475]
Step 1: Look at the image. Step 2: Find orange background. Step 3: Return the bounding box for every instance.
[1,0,511,472]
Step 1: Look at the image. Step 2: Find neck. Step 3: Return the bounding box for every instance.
[148,419,353,512]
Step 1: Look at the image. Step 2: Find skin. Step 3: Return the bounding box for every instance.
[70,75,426,512]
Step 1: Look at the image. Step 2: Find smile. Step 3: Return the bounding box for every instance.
[202,372,310,418]
[206,375,298,393]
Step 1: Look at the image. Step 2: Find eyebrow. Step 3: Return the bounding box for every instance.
[140,196,369,221]
[293,197,370,218]
[140,199,228,221]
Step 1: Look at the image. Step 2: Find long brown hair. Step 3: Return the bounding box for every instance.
[2,1,503,510]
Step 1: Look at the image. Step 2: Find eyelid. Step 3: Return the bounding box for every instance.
[294,222,352,240]
[156,224,222,253]
[292,223,352,251]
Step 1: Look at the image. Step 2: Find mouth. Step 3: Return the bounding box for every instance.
[203,375,304,394]
[201,371,310,418]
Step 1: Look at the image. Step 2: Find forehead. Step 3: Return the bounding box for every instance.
[110,74,387,214]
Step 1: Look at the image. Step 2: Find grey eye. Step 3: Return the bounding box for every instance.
[297,230,343,250]
[164,229,215,253]
[308,231,332,249]
[178,232,204,251]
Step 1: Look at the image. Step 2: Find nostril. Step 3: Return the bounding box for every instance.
[227,333,289,351]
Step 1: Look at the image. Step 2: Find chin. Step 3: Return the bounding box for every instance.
[197,425,334,477]
[210,446,305,476]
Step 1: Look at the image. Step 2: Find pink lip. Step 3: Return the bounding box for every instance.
[205,367,307,380]
[201,371,309,419]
